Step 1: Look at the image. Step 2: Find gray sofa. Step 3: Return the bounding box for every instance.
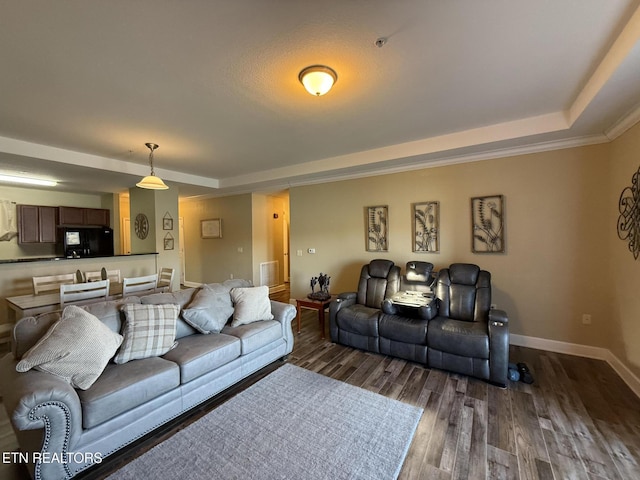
[330,262,510,387]
[0,280,296,480]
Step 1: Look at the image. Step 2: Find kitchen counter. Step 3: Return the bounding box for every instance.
[0,253,158,265]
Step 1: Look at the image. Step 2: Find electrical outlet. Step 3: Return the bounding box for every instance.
[308,248,316,254]
[230,273,234,279]
[582,314,592,325]
[490,304,497,310]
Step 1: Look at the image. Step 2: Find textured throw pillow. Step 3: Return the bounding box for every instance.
[230,286,274,327]
[114,303,179,364]
[182,284,234,334]
[16,305,123,390]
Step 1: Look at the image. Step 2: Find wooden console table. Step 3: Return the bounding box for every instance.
[295,296,335,339]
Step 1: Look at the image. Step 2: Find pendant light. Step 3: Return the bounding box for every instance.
[136,142,169,190]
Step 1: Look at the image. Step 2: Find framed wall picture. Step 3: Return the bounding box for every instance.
[201,218,222,239]
[366,205,388,252]
[163,232,174,250]
[471,195,505,253]
[163,212,173,230]
[412,201,439,253]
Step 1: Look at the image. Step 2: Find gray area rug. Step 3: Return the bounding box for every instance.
[108,363,423,480]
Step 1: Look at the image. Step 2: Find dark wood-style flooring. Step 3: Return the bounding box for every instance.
[2,304,639,479]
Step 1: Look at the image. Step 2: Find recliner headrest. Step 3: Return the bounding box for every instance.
[368,259,395,278]
[449,263,480,285]
[405,261,434,283]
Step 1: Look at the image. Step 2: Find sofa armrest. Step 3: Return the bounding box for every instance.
[329,293,357,341]
[337,292,357,301]
[0,353,83,479]
[381,298,398,315]
[488,309,509,387]
[270,300,296,354]
[489,308,509,326]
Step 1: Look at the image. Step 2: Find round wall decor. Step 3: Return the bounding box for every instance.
[134,213,149,239]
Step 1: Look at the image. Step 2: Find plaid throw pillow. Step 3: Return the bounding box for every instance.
[114,303,179,364]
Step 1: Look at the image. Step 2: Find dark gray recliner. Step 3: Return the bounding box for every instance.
[329,259,400,353]
[427,263,509,387]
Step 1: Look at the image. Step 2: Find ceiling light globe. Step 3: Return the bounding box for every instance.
[299,65,337,96]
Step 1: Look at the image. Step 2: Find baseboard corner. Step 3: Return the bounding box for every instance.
[510,333,640,399]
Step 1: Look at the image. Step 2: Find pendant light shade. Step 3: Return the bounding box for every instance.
[137,142,169,190]
[298,65,338,96]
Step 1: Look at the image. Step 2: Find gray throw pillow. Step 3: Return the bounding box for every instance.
[182,284,234,334]
[114,303,179,364]
[16,305,123,390]
[230,286,274,327]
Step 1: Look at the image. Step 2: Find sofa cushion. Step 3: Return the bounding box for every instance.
[140,288,198,339]
[114,304,179,364]
[222,320,282,355]
[162,334,241,384]
[16,306,123,390]
[427,317,489,359]
[379,313,429,345]
[78,356,180,429]
[336,304,380,337]
[230,286,274,327]
[81,296,141,334]
[13,311,61,360]
[181,284,234,334]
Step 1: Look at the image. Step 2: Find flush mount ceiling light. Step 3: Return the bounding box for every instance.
[136,142,169,190]
[298,65,338,96]
[0,173,57,187]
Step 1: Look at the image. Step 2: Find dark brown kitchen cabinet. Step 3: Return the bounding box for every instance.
[84,208,110,226]
[17,205,58,244]
[59,207,110,226]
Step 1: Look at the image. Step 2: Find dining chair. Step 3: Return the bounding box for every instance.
[85,269,122,284]
[157,267,175,292]
[122,273,158,296]
[60,280,110,307]
[32,273,76,295]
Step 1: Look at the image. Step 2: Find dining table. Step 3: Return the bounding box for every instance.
[5,282,124,321]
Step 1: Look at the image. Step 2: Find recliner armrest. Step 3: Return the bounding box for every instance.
[381,298,398,315]
[487,309,509,387]
[489,308,508,326]
[337,292,357,301]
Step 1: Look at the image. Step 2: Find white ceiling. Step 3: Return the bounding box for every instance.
[1,1,640,198]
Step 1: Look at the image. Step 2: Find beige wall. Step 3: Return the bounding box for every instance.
[179,194,253,284]
[290,143,612,351]
[609,121,640,378]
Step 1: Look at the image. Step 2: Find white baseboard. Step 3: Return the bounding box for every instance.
[510,334,640,399]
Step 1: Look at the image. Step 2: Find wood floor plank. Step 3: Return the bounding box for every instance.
[487,445,519,480]
[399,389,443,479]
[488,384,516,454]
[511,389,551,480]
[542,427,589,480]
[595,419,640,480]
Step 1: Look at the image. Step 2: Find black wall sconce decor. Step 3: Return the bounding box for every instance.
[617,165,640,260]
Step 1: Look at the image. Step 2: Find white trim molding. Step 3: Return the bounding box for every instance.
[510,334,640,399]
